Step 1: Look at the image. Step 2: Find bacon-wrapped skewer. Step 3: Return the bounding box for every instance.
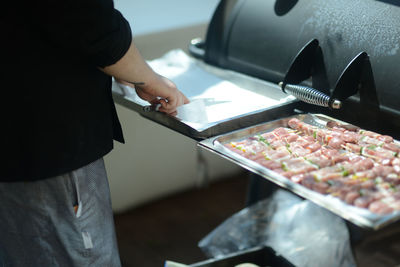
[225,118,400,214]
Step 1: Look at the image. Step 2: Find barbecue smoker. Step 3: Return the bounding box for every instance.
[188,0,400,264]
[187,0,400,223]
[113,0,400,265]
[191,0,400,136]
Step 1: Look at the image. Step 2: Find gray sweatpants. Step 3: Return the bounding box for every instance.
[0,158,121,267]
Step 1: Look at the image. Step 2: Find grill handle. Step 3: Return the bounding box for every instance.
[188,38,205,60]
[279,82,341,109]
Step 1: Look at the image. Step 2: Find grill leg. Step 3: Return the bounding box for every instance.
[245,172,280,206]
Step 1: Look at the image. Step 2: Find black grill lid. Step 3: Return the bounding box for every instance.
[193,0,400,137]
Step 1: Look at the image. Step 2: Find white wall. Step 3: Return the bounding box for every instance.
[114,0,220,36]
[104,0,243,213]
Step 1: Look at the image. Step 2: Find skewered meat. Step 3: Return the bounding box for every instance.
[224,118,400,214]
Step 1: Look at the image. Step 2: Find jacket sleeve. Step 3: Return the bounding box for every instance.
[28,0,132,67]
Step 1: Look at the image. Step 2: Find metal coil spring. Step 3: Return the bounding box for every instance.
[284,84,330,107]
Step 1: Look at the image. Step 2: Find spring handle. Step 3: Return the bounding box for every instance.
[279,82,341,109]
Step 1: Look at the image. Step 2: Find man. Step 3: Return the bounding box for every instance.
[0,0,189,266]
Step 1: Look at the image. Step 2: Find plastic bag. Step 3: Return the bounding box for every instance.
[198,189,356,267]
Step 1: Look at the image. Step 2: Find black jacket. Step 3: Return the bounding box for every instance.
[1,0,132,181]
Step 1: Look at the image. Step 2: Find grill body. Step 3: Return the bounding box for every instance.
[197,0,400,137]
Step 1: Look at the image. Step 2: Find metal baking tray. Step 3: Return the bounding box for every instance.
[111,51,298,140]
[199,113,400,230]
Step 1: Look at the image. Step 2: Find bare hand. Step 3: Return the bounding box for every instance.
[116,75,189,115]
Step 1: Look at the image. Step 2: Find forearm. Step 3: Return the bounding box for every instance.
[101,40,170,99]
[101,40,189,114]
[101,40,155,85]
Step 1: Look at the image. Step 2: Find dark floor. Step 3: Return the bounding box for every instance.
[114,171,400,267]
[114,171,250,267]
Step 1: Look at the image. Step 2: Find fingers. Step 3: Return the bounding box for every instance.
[135,87,158,103]
[158,99,177,115]
[169,110,178,116]
[158,91,189,115]
[182,93,190,104]
[119,75,189,116]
